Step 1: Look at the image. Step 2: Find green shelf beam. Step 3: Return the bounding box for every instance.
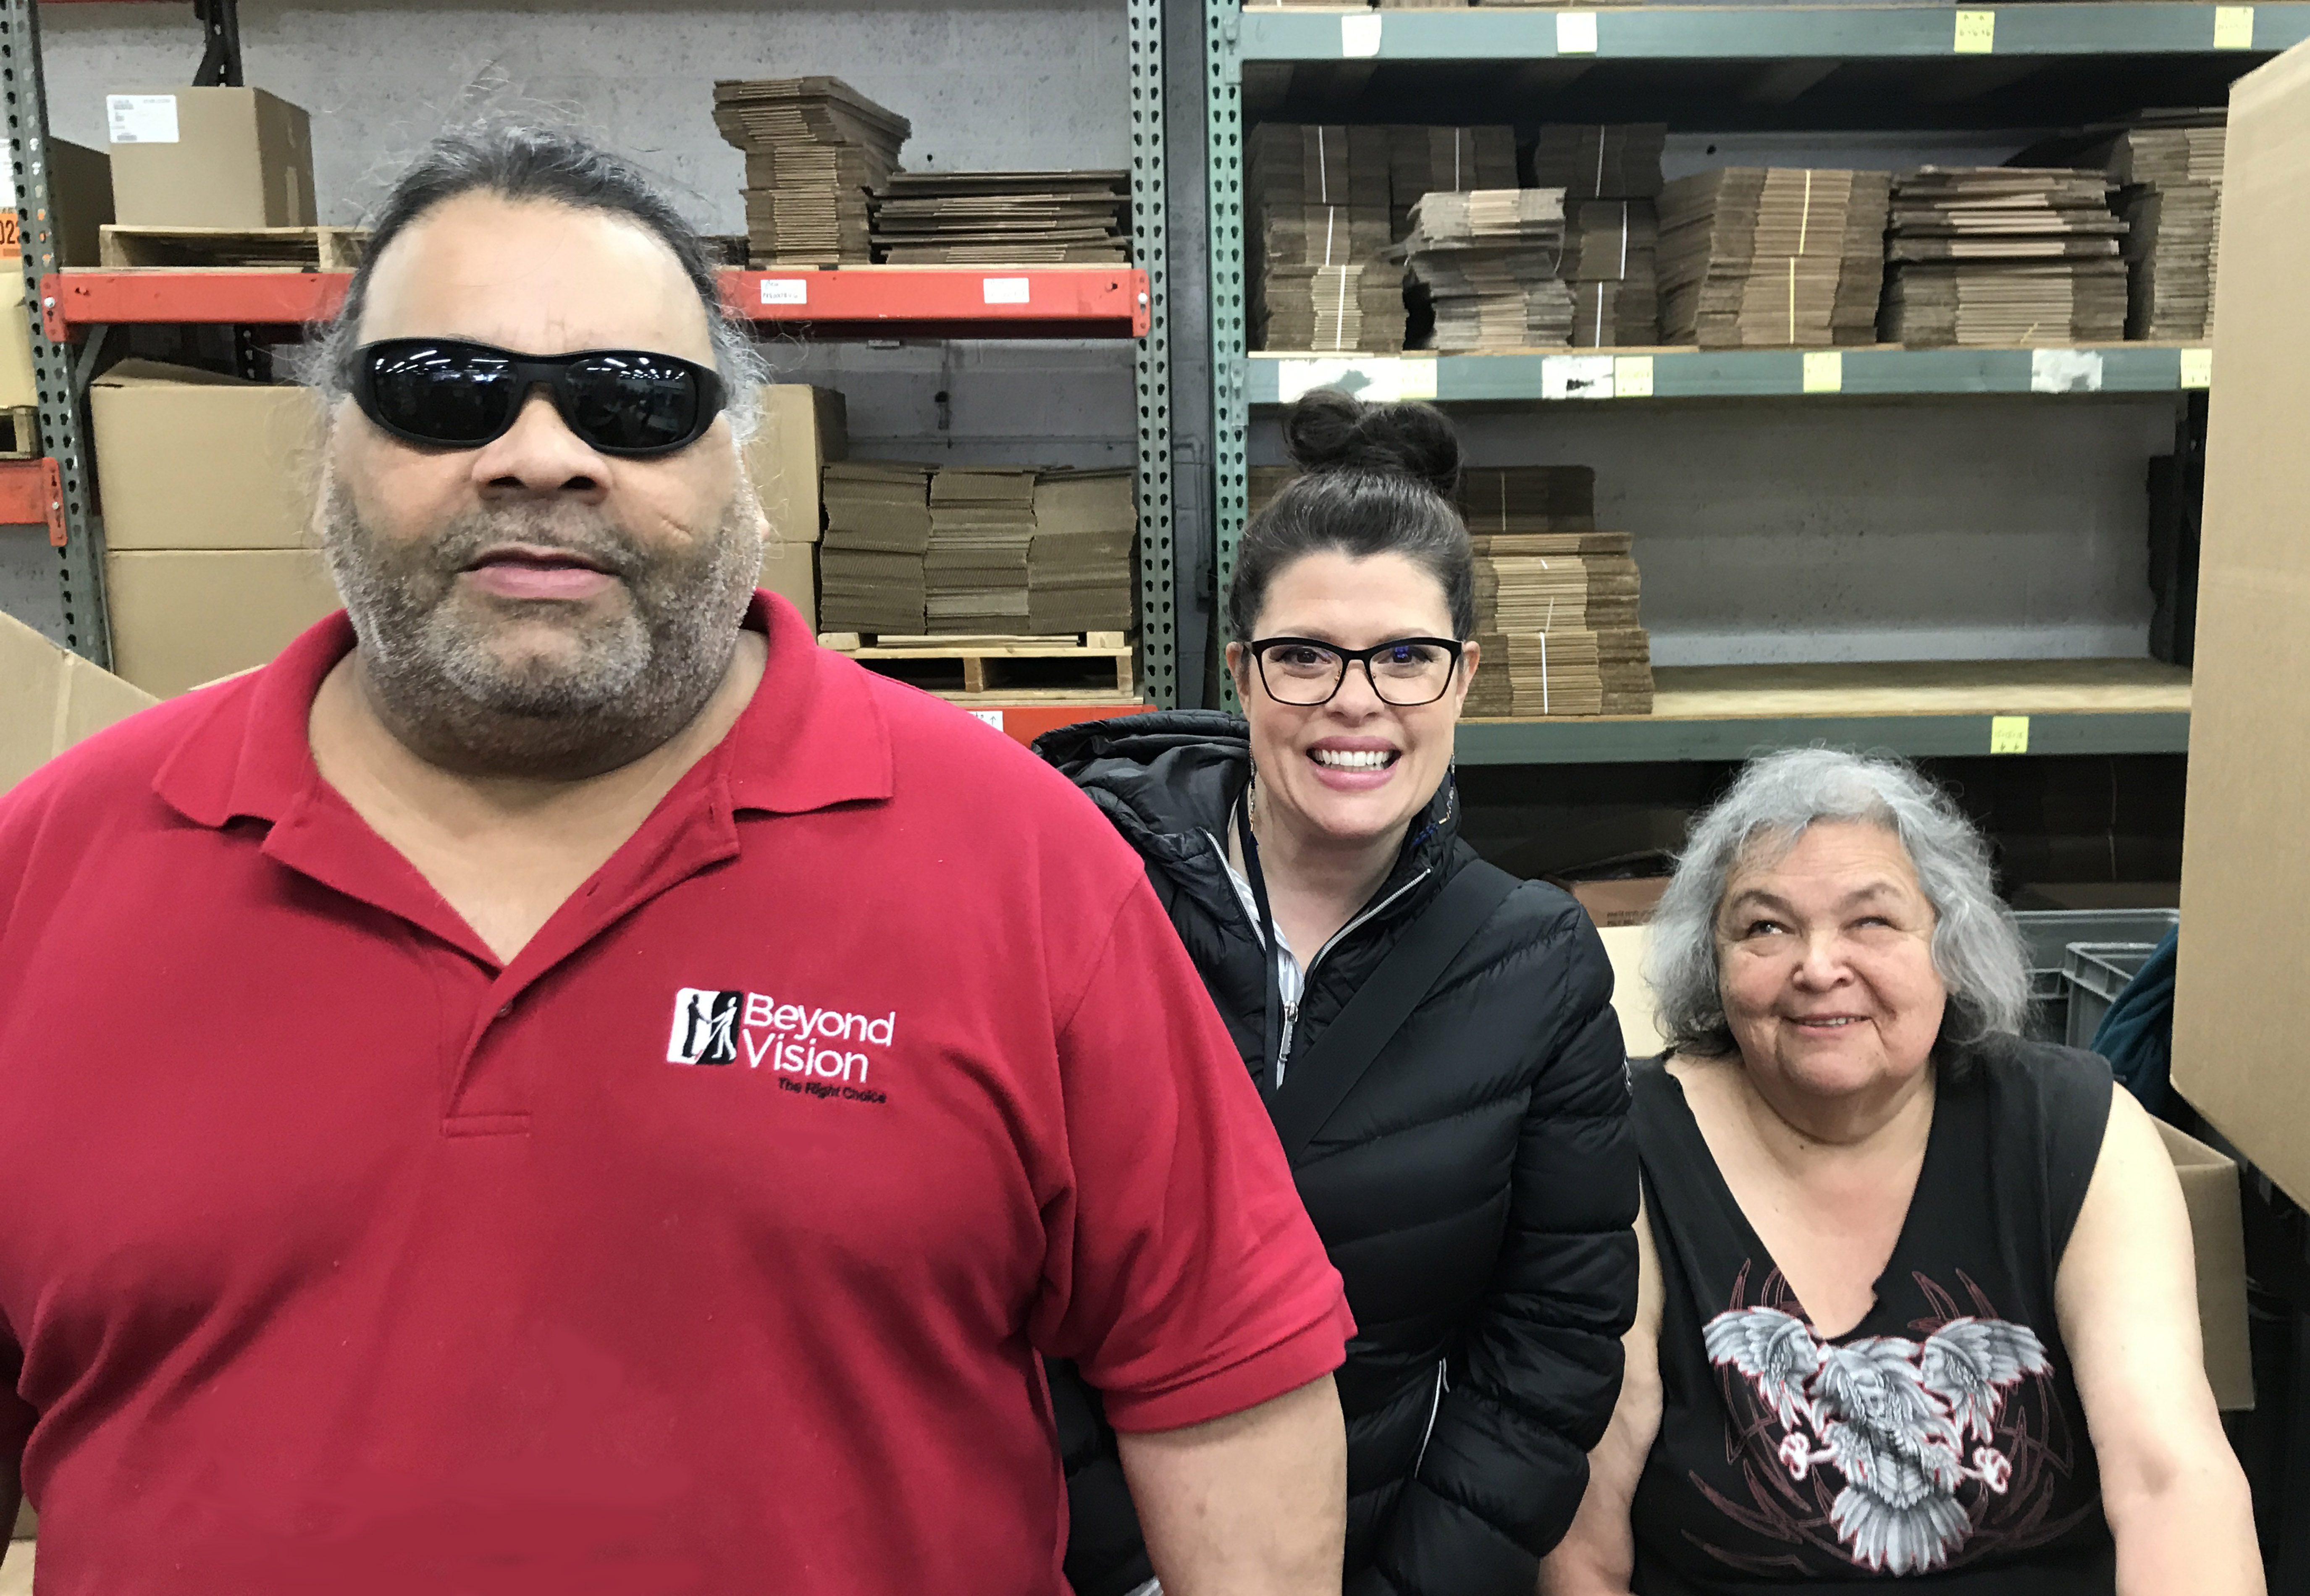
[1243,343,2210,403]
[1236,2,2310,63]
[1454,708,2189,764]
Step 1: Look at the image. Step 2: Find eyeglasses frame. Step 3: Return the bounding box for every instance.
[1243,634,1470,708]
[349,337,729,459]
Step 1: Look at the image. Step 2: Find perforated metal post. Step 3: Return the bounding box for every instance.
[4,0,107,666]
[1206,0,1247,706]
[1129,0,1177,708]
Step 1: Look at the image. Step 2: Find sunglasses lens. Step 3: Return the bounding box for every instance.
[562,354,707,454]
[363,343,517,446]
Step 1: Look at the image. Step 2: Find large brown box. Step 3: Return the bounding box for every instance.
[89,360,322,551]
[104,86,315,228]
[0,608,156,793]
[2173,37,2310,1205]
[106,549,339,698]
[744,385,845,630]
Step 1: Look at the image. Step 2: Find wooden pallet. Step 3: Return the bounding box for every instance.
[0,406,39,461]
[97,224,369,271]
[819,630,1135,700]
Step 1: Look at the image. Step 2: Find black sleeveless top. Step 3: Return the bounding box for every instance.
[1629,1038,2116,1592]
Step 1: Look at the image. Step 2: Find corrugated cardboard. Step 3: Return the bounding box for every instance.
[106,549,338,698]
[9,1498,27,1539]
[1571,877,1671,929]
[0,608,158,793]
[741,384,846,546]
[759,539,817,631]
[1606,924,2252,1407]
[0,140,116,408]
[89,360,321,551]
[2172,37,2310,1205]
[105,87,314,229]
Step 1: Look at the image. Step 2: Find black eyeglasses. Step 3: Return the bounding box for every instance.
[1246,635,1467,707]
[350,338,727,459]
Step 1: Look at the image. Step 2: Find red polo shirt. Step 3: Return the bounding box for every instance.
[0,594,1351,1595]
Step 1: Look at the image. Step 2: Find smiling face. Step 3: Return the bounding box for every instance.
[1714,819,1948,1108]
[1227,548,1476,851]
[323,190,763,753]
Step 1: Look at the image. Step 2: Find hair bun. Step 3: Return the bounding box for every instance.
[1282,388,1462,501]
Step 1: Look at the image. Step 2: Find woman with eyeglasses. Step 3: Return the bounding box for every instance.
[1036,389,1639,1596]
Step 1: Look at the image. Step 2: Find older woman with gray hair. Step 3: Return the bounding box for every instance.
[1542,748,2260,1596]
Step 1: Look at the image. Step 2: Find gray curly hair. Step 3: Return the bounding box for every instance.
[1643,747,2031,1059]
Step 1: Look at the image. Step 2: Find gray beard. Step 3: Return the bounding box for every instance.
[322,478,762,779]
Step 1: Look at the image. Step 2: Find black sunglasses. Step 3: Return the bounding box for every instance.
[1246,635,1468,707]
[350,338,728,459]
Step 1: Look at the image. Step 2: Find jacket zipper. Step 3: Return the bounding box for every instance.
[1276,867,1430,1074]
[1412,1357,1448,1475]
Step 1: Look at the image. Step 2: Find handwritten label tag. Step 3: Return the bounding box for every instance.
[970,709,1006,732]
[1555,11,1599,53]
[982,276,1031,305]
[1396,358,1438,400]
[1989,715,2030,755]
[1541,354,1615,400]
[1341,13,1383,56]
[1801,351,1843,393]
[2030,347,2104,394]
[2180,347,2213,389]
[759,278,808,306]
[1612,355,1654,398]
[1953,10,1996,52]
[2214,5,2255,47]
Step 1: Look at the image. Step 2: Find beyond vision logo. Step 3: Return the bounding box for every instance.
[667,987,897,1104]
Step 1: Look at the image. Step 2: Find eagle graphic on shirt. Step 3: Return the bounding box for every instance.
[1703,1305,2051,1575]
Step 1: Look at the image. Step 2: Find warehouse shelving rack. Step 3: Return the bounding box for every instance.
[1204,0,2304,760]
[3,0,1183,728]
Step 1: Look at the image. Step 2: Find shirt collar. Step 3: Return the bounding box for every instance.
[152,590,892,830]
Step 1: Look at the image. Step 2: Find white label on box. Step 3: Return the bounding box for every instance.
[107,94,180,145]
[1276,356,1422,404]
[971,709,1006,731]
[1611,355,1654,398]
[1341,13,1383,56]
[1555,12,1599,54]
[982,276,1031,305]
[2181,347,2213,389]
[1541,354,1615,400]
[2030,347,2104,394]
[759,278,808,306]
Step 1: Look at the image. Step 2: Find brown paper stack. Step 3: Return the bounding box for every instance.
[819,461,934,634]
[924,468,1040,634]
[1881,167,2128,346]
[1384,125,1519,240]
[1526,124,1668,202]
[871,170,1129,265]
[1250,124,1402,352]
[1657,168,1890,348]
[713,77,911,266]
[2087,115,2226,340]
[1457,466,1652,715]
[1029,469,1137,634]
[1404,189,1575,351]
[1562,199,1660,346]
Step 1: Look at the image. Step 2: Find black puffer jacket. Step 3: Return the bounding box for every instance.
[1037,711,1639,1596]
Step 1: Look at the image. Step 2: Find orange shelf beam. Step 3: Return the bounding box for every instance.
[977,703,1151,748]
[0,459,65,544]
[43,266,1150,342]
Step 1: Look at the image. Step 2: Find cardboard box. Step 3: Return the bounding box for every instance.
[9,1496,27,1538]
[89,360,322,551]
[104,87,314,229]
[0,608,158,793]
[1570,877,1671,929]
[0,140,116,408]
[2154,1120,2255,1410]
[106,549,338,698]
[759,539,817,631]
[742,384,846,547]
[2172,37,2310,1206]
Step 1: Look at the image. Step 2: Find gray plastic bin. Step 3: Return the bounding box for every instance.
[2060,941,2161,1051]
[2011,909,2178,1044]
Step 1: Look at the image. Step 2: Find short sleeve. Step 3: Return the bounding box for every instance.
[1029,875,1354,1433]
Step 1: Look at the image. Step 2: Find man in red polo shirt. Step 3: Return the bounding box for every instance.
[0,126,1352,1594]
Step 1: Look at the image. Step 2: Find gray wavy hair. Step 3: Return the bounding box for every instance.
[1644,747,2031,1059]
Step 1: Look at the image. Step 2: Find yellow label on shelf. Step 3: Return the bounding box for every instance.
[2214,5,2255,48]
[1555,11,1599,54]
[1801,351,1843,393]
[1989,715,2031,755]
[1612,354,1654,398]
[1953,9,1996,52]
[1397,358,1438,401]
[2181,347,2213,388]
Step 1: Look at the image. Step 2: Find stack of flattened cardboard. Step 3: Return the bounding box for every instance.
[2097,113,2226,340]
[1384,125,1518,241]
[870,170,1129,264]
[925,468,1040,634]
[1657,167,1890,348]
[1029,469,1137,634]
[1526,123,1667,203]
[1458,466,1654,716]
[1881,167,2128,347]
[1404,189,1575,351]
[1250,124,1402,352]
[1561,201,1661,347]
[819,461,934,634]
[712,76,911,266]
